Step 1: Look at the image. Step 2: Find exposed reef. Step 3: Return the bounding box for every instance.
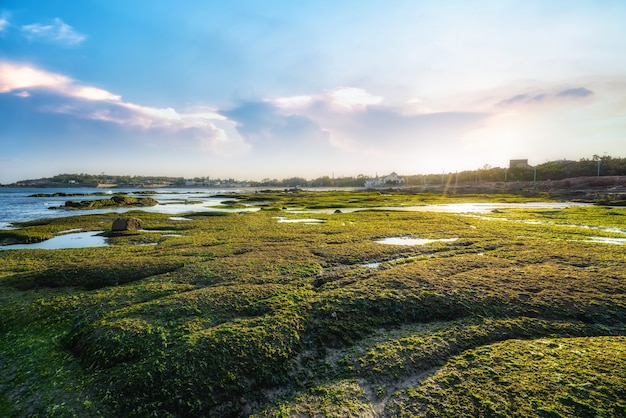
[52,194,158,209]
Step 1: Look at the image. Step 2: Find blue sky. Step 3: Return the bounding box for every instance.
[1,1,625,183]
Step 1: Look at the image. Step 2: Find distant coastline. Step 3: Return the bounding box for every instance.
[3,155,625,190]
[2,176,625,207]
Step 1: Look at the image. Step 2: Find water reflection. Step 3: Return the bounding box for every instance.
[274,217,326,224]
[380,202,593,214]
[1,231,107,250]
[286,202,594,215]
[586,236,626,245]
[375,237,458,246]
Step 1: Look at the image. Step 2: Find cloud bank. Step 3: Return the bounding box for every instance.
[223,87,488,158]
[0,61,239,153]
[498,87,594,107]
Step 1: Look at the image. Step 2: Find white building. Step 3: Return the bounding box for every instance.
[365,172,405,188]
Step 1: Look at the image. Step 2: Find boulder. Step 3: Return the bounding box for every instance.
[111,217,143,231]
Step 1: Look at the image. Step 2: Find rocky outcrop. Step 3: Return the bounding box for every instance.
[111,217,143,231]
[54,194,158,209]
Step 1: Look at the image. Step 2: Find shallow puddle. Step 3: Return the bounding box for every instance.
[274,217,326,224]
[375,237,458,246]
[384,202,593,214]
[467,215,626,237]
[0,231,108,250]
[58,228,85,234]
[0,228,189,250]
[362,257,413,269]
[286,202,593,215]
[586,236,626,245]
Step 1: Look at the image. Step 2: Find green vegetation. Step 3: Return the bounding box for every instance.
[58,194,158,209]
[7,154,626,188]
[385,336,626,417]
[0,190,625,417]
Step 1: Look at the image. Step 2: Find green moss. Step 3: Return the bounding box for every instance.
[386,336,626,417]
[0,191,624,416]
[252,380,375,417]
[60,194,158,209]
[0,321,108,417]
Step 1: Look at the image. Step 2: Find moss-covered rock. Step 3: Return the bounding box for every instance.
[58,194,158,209]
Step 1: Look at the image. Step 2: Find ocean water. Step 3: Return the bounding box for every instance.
[1,188,605,230]
[0,187,240,229]
[2,188,625,250]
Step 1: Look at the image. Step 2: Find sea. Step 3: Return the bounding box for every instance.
[1,188,625,249]
[1,187,611,230]
[0,187,242,229]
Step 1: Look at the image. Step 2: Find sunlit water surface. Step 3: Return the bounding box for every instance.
[0,231,107,250]
[2,188,624,249]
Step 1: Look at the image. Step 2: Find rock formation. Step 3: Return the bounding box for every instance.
[111,217,143,231]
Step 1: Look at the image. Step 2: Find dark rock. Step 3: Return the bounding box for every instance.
[57,195,158,210]
[112,217,143,231]
[64,200,83,208]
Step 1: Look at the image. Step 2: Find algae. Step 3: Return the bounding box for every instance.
[0,190,624,417]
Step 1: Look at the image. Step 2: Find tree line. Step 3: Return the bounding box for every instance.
[14,155,626,188]
[405,155,626,185]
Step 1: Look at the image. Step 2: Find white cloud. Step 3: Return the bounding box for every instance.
[496,87,594,108]
[245,83,604,162]
[21,18,86,45]
[0,15,9,32]
[0,62,171,126]
[182,106,227,122]
[271,87,383,112]
[272,95,314,109]
[327,87,383,110]
[70,86,121,101]
[0,61,240,153]
[0,62,127,106]
[0,62,70,92]
[403,98,435,115]
[226,87,487,161]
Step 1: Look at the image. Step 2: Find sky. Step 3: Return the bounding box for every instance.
[0,0,625,183]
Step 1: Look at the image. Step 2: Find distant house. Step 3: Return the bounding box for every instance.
[510,159,529,169]
[365,172,405,188]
